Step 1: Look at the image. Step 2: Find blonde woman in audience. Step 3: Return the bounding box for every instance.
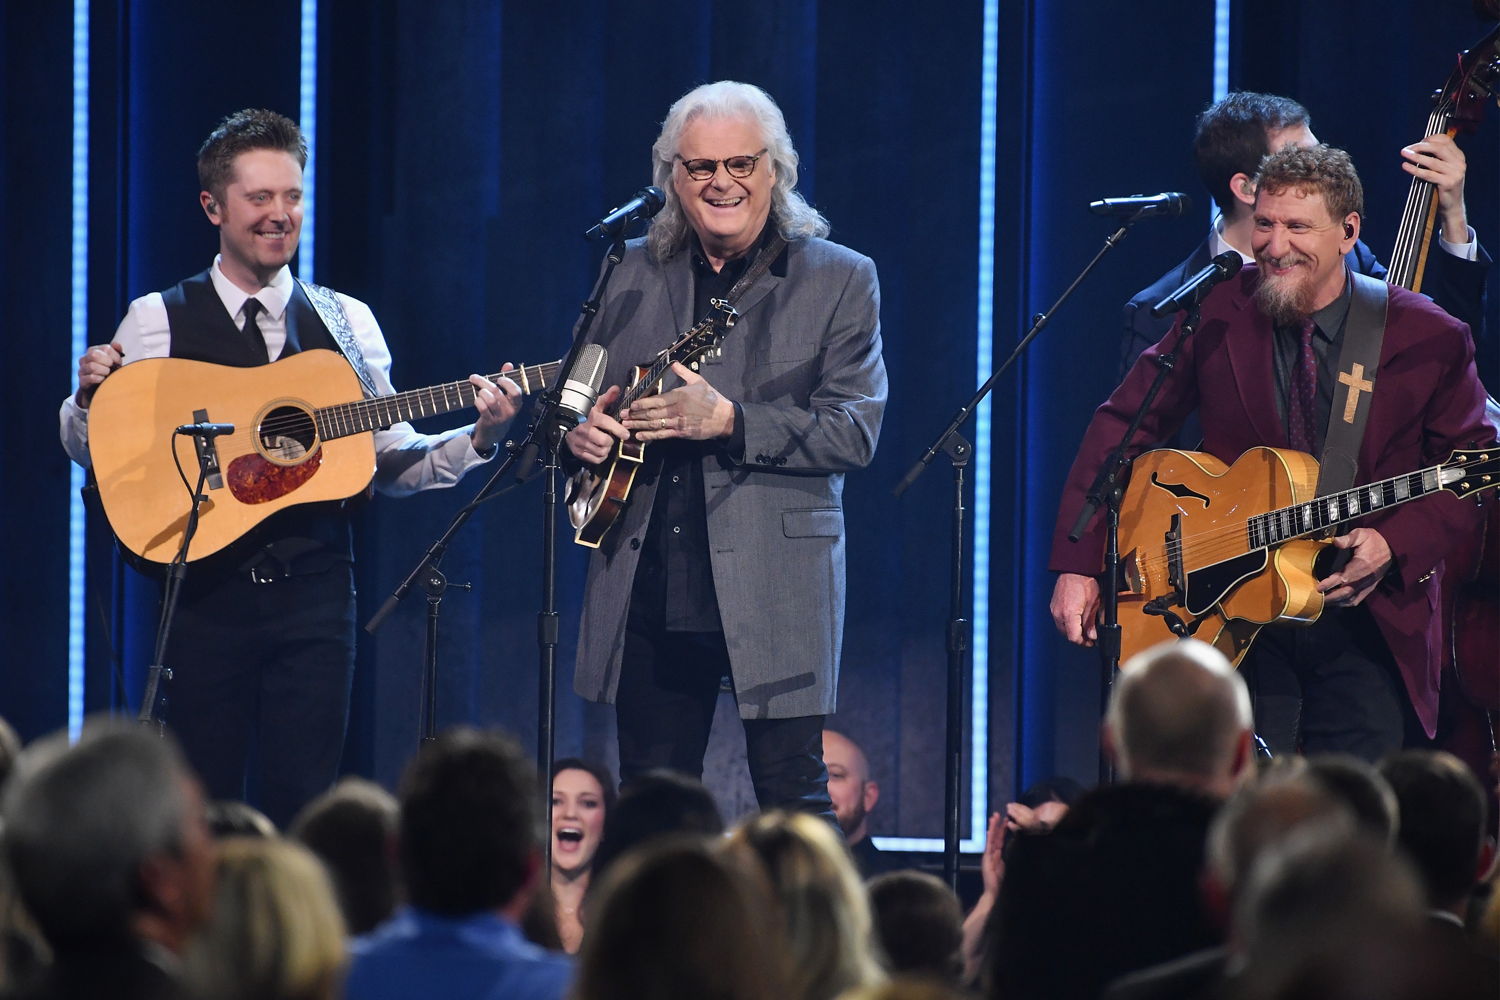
[570,836,786,1000]
[184,837,346,1000]
[726,811,886,1000]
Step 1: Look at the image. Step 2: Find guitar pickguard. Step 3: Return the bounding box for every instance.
[227,450,323,505]
[1183,550,1269,617]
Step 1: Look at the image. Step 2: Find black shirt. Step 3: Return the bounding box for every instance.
[628,226,778,632]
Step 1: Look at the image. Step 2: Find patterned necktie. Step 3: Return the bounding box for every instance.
[1287,317,1320,454]
[242,297,270,364]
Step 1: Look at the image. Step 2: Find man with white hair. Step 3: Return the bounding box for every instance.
[989,639,1251,1000]
[565,81,887,817]
[1,720,216,1000]
[1104,637,1255,798]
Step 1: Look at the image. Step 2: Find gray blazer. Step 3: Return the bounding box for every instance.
[572,235,887,719]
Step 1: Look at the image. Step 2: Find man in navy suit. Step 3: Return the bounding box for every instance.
[1122,92,1488,384]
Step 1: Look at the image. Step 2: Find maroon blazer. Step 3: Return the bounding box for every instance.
[1050,265,1491,735]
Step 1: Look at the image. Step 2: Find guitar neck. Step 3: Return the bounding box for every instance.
[314,360,561,440]
[1385,104,1452,293]
[1246,462,1456,550]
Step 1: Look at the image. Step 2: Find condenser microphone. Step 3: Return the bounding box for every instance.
[1150,251,1244,317]
[556,343,609,425]
[584,186,667,240]
[1088,192,1192,219]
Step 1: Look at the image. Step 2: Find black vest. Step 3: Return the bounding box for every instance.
[159,270,355,575]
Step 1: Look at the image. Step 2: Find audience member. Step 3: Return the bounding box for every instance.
[1378,749,1497,989]
[727,811,886,1000]
[571,837,786,1000]
[344,728,570,1000]
[837,981,972,1000]
[824,730,900,876]
[588,770,723,888]
[987,639,1252,1000]
[1230,830,1477,1000]
[961,776,1084,983]
[288,777,400,936]
[0,720,215,1000]
[183,837,345,1000]
[204,800,278,839]
[548,758,614,954]
[866,871,963,986]
[1104,768,1357,1000]
[0,717,20,794]
[1301,754,1398,845]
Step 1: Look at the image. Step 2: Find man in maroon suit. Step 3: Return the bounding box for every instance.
[1049,143,1491,760]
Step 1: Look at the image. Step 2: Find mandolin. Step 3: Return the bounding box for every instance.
[567,299,739,548]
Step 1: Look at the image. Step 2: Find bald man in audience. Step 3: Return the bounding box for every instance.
[989,640,1253,1000]
[824,729,901,876]
[1103,638,1256,798]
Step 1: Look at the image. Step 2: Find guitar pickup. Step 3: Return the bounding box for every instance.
[190,408,224,490]
[1165,513,1185,594]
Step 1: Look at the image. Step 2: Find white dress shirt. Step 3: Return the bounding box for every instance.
[59,258,494,496]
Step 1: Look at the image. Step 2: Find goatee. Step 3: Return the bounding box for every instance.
[1253,264,1314,325]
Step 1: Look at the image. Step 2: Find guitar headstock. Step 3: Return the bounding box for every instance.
[1435,23,1500,131]
[1440,444,1500,499]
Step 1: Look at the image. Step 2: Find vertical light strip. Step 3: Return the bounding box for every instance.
[1212,0,1231,101]
[964,0,1000,855]
[298,0,317,282]
[67,0,90,741]
[1211,0,1231,226]
[872,0,996,855]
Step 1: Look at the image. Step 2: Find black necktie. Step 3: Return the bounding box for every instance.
[242,298,270,364]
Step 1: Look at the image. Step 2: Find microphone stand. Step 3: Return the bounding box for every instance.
[364,439,529,734]
[139,434,219,730]
[1066,301,1201,781]
[894,218,1140,890]
[523,229,629,865]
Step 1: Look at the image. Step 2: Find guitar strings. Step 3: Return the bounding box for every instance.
[243,361,561,441]
[1128,474,1427,581]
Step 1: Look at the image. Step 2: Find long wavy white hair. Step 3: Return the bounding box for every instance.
[647,81,829,263]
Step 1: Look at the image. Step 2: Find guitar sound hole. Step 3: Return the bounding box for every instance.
[258,405,319,464]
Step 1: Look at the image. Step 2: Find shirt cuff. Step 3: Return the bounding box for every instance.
[1438,226,1478,261]
[725,402,747,462]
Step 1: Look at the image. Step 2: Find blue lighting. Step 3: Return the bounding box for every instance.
[68,0,89,742]
[873,0,996,856]
[299,0,317,282]
[1212,0,1231,226]
[1213,0,1231,102]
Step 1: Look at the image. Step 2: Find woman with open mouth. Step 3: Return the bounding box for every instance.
[550,758,615,953]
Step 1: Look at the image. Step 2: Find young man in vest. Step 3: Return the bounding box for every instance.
[60,109,522,826]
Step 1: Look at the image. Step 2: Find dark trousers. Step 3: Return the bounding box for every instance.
[161,563,356,828]
[1238,605,1409,762]
[615,623,834,822]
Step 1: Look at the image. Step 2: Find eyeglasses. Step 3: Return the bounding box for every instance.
[675,149,769,181]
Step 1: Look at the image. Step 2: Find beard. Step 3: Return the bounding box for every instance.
[1253,256,1317,324]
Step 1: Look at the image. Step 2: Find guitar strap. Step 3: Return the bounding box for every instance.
[716,233,788,316]
[1314,270,1389,503]
[297,279,379,398]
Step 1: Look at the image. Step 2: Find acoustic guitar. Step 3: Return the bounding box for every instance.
[1114,445,1500,667]
[87,349,560,564]
[567,300,739,548]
